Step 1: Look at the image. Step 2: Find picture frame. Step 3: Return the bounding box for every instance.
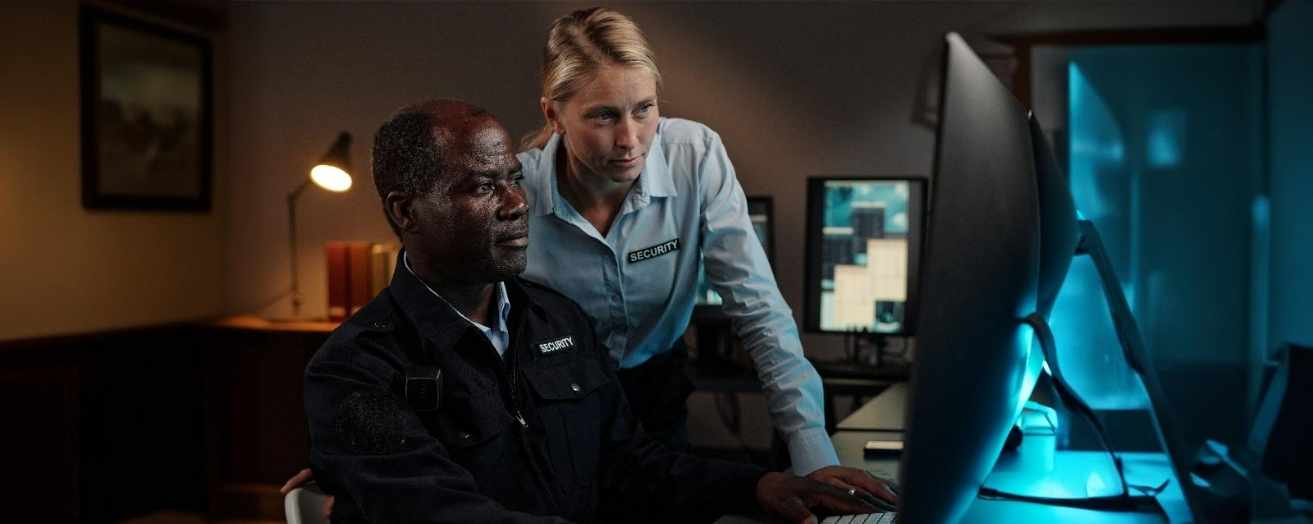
[80,6,213,211]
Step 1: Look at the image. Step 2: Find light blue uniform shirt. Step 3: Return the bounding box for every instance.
[517,117,839,474]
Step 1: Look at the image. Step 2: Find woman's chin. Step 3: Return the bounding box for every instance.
[604,163,643,184]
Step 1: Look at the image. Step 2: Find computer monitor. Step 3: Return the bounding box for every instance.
[1030,116,1080,318]
[896,32,1044,524]
[692,195,775,317]
[802,176,926,335]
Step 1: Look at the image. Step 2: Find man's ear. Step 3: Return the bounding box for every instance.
[540,97,562,135]
[384,191,416,233]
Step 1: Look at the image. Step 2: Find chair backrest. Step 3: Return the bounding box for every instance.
[285,484,330,524]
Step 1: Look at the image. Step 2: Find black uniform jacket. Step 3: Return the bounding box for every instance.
[304,263,766,523]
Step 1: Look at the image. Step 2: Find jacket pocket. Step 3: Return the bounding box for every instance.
[427,388,511,452]
[522,357,611,488]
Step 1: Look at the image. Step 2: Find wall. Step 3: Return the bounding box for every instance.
[0,2,227,342]
[1267,0,1313,351]
[224,1,1256,361]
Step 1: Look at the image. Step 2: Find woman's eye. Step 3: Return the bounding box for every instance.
[478,183,495,193]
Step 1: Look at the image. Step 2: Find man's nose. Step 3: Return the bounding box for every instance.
[499,184,529,219]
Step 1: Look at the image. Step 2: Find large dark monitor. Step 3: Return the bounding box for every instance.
[1030,116,1081,318]
[897,32,1044,524]
[802,176,926,335]
[693,195,775,317]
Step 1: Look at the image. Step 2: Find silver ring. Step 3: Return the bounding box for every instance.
[847,488,856,497]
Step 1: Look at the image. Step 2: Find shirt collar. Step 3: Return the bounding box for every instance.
[403,252,511,332]
[531,122,676,218]
[390,249,531,350]
[634,135,676,200]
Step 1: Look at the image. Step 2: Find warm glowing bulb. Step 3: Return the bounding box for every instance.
[310,164,352,192]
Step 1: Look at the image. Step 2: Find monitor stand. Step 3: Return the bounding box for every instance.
[1024,219,1301,522]
[844,331,909,369]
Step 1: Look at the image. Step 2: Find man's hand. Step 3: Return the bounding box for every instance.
[806,465,898,512]
[756,471,881,524]
[279,468,314,494]
[280,468,334,517]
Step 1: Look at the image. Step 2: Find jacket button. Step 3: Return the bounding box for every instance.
[570,383,581,393]
[460,431,472,440]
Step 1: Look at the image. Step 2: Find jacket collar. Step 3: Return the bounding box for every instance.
[387,249,544,354]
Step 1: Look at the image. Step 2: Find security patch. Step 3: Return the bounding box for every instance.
[535,335,576,355]
[627,238,680,264]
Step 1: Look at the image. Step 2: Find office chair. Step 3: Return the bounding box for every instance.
[284,482,330,524]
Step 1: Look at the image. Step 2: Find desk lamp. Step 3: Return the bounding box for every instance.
[288,132,353,318]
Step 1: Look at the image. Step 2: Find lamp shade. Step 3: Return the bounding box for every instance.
[310,131,352,192]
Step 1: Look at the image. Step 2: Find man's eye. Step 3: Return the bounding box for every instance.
[511,174,525,186]
[636,103,654,115]
[477,183,495,193]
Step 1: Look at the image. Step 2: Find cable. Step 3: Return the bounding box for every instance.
[978,485,1165,511]
[977,314,1170,513]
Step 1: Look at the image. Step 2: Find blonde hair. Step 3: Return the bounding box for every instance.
[521,7,662,151]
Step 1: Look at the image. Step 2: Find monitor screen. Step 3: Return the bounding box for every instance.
[694,196,774,309]
[804,177,925,335]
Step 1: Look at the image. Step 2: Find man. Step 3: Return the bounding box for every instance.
[302,99,896,523]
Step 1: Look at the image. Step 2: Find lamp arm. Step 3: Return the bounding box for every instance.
[287,181,310,316]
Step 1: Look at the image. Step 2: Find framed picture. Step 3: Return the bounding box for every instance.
[80,7,212,211]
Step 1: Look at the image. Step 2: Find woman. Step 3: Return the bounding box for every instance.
[517,7,839,477]
[285,7,898,511]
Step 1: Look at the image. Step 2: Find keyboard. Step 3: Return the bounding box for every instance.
[820,513,895,524]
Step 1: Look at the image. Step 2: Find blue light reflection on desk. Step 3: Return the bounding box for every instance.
[823,430,1188,523]
[980,434,1188,523]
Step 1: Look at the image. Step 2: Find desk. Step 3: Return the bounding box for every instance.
[201,315,336,518]
[836,382,1186,522]
[685,360,903,435]
[812,361,907,433]
[835,381,908,432]
[719,384,1188,524]
[831,430,1186,523]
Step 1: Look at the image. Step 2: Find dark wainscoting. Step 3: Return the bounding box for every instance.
[0,317,333,522]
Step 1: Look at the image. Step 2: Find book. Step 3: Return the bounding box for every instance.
[347,242,372,316]
[324,242,349,322]
[370,243,399,297]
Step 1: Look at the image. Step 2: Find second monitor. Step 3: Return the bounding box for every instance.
[804,176,926,335]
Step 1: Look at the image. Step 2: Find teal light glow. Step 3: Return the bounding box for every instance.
[1250,195,1270,366]
[1067,64,1126,220]
[1054,62,1144,410]
[1085,471,1110,497]
[1014,329,1042,425]
[1147,110,1187,168]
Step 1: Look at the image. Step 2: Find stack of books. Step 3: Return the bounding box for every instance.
[325,241,400,322]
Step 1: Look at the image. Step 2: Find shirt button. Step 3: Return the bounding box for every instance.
[570,383,581,393]
[460,431,472,440]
